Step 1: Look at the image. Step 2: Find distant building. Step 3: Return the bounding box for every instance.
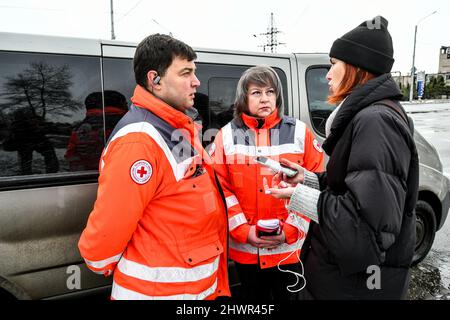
[438,46,450,85]
[391,72,411,90]
[425,73,444,84]
[390,46,450,99]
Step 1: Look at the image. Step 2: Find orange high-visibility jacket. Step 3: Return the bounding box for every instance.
[78,85,230,300]
[212,111,324,268]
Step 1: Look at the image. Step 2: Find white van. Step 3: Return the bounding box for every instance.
[0,32,449,299]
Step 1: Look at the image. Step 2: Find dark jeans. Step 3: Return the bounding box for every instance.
[18,141,59,175]
[234,262,304,300]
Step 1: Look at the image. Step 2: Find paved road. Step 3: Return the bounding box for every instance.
[406,103,450,300]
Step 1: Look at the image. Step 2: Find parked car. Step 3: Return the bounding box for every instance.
[0,32,449,299]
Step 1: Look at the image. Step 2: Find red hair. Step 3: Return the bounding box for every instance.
[328,63,376,105]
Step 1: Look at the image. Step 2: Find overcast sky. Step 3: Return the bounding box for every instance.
[0,0,449,75]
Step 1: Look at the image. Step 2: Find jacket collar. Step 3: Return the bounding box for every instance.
[240,109,281,130]
[130,85,211,164]
[322,73,403,155]
[131,85,195,130]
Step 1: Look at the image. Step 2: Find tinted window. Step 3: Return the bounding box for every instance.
[102,58,136,149]
[102,58,289,146]
[195,64,246,132]
[102,58,135,104]
[196,64,289,132]
[0,52,102,178]
[305,67,333,136]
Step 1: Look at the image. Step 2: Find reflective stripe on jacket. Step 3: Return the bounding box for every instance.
[78,85,229,300]
[212,111,324,268]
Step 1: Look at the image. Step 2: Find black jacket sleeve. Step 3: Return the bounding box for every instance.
[318,107,413,276]
[315,172,328,191]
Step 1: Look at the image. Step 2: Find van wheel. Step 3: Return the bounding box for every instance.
[412,200,436,265]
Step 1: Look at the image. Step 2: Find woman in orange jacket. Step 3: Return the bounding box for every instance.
[211,66,324,300]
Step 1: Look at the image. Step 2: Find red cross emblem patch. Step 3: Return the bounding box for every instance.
[130,160,152,184]
[313,139,323,153]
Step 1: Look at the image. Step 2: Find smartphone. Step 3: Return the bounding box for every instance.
[255,156,298,177]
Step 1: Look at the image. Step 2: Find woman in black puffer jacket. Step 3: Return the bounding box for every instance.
[265,16,419,299]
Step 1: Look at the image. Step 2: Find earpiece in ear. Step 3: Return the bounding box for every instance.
[153,75,161,85]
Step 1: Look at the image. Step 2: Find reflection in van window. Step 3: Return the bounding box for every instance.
[102,58,134,103]
[306,67,334,136]
[194,64,245,132]
[0,52,102,176]
[65,91,128,171]
[103,60,244,134]
[196,64,289,134]
[102,57,136,151]
[207,77,238,130]
[101,59,290,146]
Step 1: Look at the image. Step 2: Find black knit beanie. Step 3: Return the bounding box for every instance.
[329,16,394,75]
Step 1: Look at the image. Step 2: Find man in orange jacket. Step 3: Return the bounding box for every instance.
[78,34,230,300]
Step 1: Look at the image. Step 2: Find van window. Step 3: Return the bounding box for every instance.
[102,58,243,143]
[195,64,248,132]
[0,52,102,178]
[197,64,289,131]
[102,58,289,145]
[96,58,133,150]
[305,67,334,137]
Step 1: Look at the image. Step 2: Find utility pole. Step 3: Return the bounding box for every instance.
[255,13,285,53]
[409,25,417,101]
[409,11,437,101]
[110,0,116,40]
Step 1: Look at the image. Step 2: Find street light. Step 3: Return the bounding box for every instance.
[409,10,437,101]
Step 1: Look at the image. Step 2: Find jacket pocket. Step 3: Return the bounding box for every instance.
[202,191,218,215]
[182,239,224,266]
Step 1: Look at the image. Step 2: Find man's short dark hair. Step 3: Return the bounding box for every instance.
[133,34,197,88]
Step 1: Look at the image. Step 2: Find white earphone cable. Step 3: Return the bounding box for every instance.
[276,210,308,293]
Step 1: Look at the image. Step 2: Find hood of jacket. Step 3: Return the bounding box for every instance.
[322,73,403,155]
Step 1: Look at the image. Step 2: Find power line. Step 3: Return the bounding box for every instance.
[254,13,285,53]
[285,0,315,31]
[152,19,173,36]
[123,17,174,38]
[116,0,145,23]
[0,5,62,12]
[109,0,146,39]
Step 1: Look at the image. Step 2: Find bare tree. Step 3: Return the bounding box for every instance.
[2,61,82,120]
